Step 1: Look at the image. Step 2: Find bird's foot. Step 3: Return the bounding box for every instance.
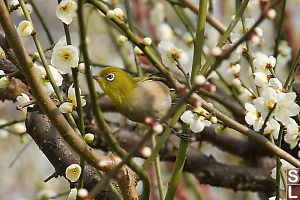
[172,130,195,142]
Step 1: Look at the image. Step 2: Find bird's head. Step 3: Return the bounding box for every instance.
[93,67,137,107]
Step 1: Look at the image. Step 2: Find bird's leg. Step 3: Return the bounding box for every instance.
[171,130,196,142]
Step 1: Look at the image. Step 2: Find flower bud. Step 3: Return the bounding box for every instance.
[134,46,143,56]
[204,83,216,93]
[113,8,124,20]
[98,159,109,172]
[17,20,34,37]
[84,133,95,143]
[194,75,206,87]
[145,117,154,126]
[210,116,218,124]
[140,146,152,158]
[232,78,242,88]
[0,76,10,89]
[143,37,152,46]
[78,63,85,74]
[33,52,40,60]
[77,188,88,199]
[152,123,163,134]
[106,10,115,18]
[215,125,225,134]
[118,35,128,43]
[260,0,268,9]
[59,102,74,113]
[265,9,276,19]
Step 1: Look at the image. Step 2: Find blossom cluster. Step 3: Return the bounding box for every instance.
[244,54,300,154]
[13,0,86,116]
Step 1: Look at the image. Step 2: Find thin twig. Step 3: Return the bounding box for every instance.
[190,0,207,83]
[9,139,33,168]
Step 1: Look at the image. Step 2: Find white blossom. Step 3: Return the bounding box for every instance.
[284,118,299,149]
[59,84,86,113]
[51,40,79,74]
[253,53,276,74]
[67,188,77,200]
[253,87,277,120]
[66,164,81,182]
[17,4,32,16]
[253,72,268,88]
[35,64,63,94]
[264,118,280,139]
[17,20,34,37]
[59,102,74,113]
[54,36,67,50]
[268,78,282,92]
[274,92,299,125]
[158,40,182,68]
[16,93,31,113]
[10,0,32,16]
[244,103,264,131]
[56,0,77,25]
[239,88,254,104]
[181,110,211,133]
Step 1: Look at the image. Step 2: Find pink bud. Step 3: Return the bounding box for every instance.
[188,95,200,108]
[260,0,268,9]
[204,83,216,93]
[176,85,188,97]
[145,117,154,126]
[98,159,109,172]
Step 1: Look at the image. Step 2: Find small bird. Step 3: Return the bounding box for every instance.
[94,67,172,123]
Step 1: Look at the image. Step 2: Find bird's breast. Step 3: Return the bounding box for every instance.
[119,81,171,123]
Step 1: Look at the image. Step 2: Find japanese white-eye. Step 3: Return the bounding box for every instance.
[94,67,171,123]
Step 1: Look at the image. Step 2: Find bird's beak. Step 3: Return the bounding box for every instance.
[92,75,100,80]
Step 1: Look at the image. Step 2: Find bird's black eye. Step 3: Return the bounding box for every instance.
[106,73,115,81]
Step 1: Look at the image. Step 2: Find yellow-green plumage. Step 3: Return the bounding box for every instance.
[95,67,171,123]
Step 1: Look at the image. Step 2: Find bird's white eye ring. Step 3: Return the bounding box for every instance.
[106,73,115,81]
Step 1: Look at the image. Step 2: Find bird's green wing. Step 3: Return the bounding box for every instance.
[132,76,149,83]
